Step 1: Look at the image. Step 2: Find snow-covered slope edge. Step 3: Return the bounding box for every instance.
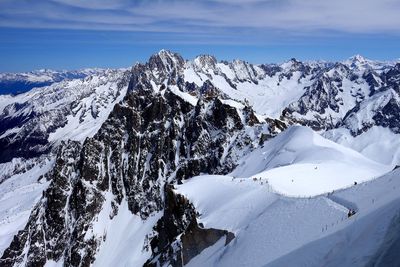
[176,166,400,267]
[324,126,400,166]
[267,169,400,267]
[230,126,391,197]
[174,127,396,266]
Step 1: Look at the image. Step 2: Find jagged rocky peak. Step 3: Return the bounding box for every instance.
[345,54,376,71]
[329,62,350,74]
[193,54,217,71]
[148,49,185,74]
[342,89,400,135]
[229,59,262,83]
[363,69,383,94]
[350,54,367,63]
[281,58,305,70]
[130,50,186,88]
[230,59,252,71]
[259,63,282,77]
[4,49,400,266]
[277,57,312,81]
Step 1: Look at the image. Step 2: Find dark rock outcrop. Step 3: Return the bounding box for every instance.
[144,185,234,267]
[181,219,234,265]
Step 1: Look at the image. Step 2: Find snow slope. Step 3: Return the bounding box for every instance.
[324,126,400,166]
[183,60,310,118]
[176,175,348,267]
[268,169,400,267]
[92,202,161,267]
[174,126,397,266]
[176,167,400,267]
[47,72,128,143]
[230,126,391,197]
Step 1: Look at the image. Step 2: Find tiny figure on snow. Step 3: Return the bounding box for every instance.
[348,209,357,218]
[354,181,358,186]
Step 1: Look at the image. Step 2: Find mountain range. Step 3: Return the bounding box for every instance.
[1,50,400,267]
[0,69,111,95]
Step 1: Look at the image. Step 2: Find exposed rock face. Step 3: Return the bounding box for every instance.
[1,141,83,266]
[193,55,218,72]
[384,63,400,93]
[144,185,234,267]
[180,219,234,265]
[0,53,272,266]
[144,184,197,267]
[147,50,185,85]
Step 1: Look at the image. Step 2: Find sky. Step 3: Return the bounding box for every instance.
[0,0,399,72]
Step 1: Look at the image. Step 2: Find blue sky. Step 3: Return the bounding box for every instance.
[0,0,399,72]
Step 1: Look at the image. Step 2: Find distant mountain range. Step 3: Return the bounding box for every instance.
[0,68,112,95]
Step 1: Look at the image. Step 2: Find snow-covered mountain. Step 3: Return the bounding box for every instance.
[0,69,110,95]
[1,50,400,267]
[0,69,130,163]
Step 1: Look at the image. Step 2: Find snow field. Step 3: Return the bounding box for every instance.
[177,166,400,266]
[176,126,399,266]
[267,169,400,267]
[231,126,391,197]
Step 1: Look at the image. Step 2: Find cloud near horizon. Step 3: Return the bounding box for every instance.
[0,0,399,44]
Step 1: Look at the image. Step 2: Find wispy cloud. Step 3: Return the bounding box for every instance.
[0,0,399,44]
